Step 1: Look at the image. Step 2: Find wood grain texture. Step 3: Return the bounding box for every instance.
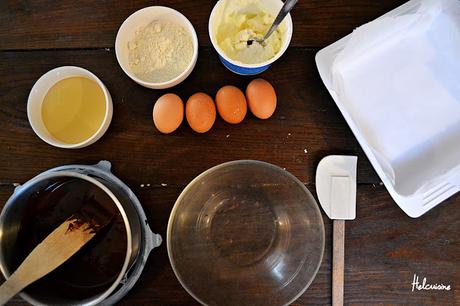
[0,0,406,50]
[1,0,459,305]
[0,184,458,305]
[332,220,345,306]
[0,48,381,185]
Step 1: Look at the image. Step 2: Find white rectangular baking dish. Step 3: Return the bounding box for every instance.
[315,0,460,217]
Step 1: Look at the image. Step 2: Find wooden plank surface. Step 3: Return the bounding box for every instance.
[0,0,406,50]
[0,184,458,305]
[1,0,459,305]
[0,48,381,185]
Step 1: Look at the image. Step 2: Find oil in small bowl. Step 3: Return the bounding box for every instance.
[41,76,106,144]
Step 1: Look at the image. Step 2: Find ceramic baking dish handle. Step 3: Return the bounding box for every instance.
[420,182,459,209]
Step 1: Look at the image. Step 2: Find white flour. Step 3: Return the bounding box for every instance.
[128,20,193,83]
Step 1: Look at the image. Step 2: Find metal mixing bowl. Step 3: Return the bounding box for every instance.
[167,160,325,306]
[0,161,161,305]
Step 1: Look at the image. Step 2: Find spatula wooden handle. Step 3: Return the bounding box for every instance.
[333,219,345,306]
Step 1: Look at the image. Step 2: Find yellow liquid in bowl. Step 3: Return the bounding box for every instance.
[41,77,106,144]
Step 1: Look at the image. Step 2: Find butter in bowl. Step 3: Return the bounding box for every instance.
[209,0,293,75]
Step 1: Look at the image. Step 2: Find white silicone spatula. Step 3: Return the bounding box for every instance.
[316,155,357,306]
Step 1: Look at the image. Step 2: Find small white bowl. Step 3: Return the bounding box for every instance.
[209,0,293,75]
[115,6,199,89]
[27,66,113,149]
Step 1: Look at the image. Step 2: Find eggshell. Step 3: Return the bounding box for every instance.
[246,79,277,119]
[186,93,216,133]
[153,93,184,134]
[216,86,247,124]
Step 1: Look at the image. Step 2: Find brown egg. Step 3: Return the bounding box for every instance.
[152,93,184,134]
[216,86,247,124]
[186,93,216,133]
[246,79,277,119]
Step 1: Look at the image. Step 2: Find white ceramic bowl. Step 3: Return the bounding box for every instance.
[27,66,113,149]
[209,0,293,75]
[115,6,199,89]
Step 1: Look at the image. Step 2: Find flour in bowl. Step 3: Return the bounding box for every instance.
[128,20,193,83]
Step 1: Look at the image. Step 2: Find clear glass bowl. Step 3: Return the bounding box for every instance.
[167,160,325,306]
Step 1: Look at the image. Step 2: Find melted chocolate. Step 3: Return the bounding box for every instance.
[13,178,127,300]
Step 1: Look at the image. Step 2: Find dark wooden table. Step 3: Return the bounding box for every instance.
[1,1,459,305]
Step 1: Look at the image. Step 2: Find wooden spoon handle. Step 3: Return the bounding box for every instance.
[0,274,24,306]
[333,219,345,306]
[0,219,95,305]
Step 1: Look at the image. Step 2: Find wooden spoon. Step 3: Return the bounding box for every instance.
[0,218,96,305]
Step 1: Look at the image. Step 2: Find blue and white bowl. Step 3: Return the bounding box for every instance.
[209,0,293,75]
